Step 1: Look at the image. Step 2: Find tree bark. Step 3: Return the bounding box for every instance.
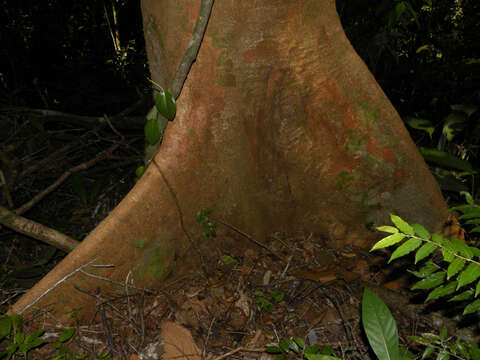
[11,0,448,322]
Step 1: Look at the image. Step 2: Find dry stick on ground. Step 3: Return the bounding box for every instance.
[73,285,117,356]
[0,205,80,252]
[0,142,121,251]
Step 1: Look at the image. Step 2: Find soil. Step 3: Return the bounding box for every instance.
[16,229,474,360]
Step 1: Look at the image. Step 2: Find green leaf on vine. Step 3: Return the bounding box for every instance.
[425,281,457,302]
[463,299,480,315]
[155,90,176,121]
[457,263,480,290]
[144,118,162,145]
[411,271,445,290]
[390,214,414,235]
[449,289,473,302]
[389,237,422,263]
[415,243,437,264]
[447,258,466,279]
[412,223,430,240]
[371,233,406,251]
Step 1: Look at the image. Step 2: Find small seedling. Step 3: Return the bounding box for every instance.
[222,254,239,265]
[196,208,216,238]
[0,314,45,360]
[253,290,285,313]
[266,337,340,360]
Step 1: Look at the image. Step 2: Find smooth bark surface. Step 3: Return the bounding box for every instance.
[12,0,448,321]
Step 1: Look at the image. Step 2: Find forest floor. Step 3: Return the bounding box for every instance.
[18,229,471,360]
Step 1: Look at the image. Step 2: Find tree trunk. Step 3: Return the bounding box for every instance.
[11,0,448,322]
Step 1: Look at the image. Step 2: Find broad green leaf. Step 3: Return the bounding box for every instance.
[389,238,422,263]
[415,243,437,264]
[436,350,450,360]
[439,327,447,341]
[144,118,162,145]
[425,281,457,302]
[390,215,414,235]
[377,226,399,234]
[421,346,435,359]
[471,226,480,233]
[441,246,455,263]
[476,280,480,297]
[6,341,18,360]
[449,289,473,302]
[470,341,480,359]
[442,111,467,141]
[405,117,434,139]
[371,233,406,251]
[450,204,476,212]
[306,344,324,354]
[412,224,430,240]
[411,271,445,290]
[155,90,176,121]
[409,261,439,278]
[466,219,480,225]
[471,248,480,258]
[447,258,466,279]
[451,104,477,118]
[459,209,480,219]
[279,338,294,353]
[410,335,429,346]
[145,106,158,121]
[305,354,341,360]
[0,317,11,342]
[457,263,480,290]
[420,333,441,343]
[463,299,480,315]
[455,339,469,358]
[362,288,399,360]
[460,191,475,205]
[293,337,305,349]
[265,346,282,354]
[451,238,473,259]
[419,147,473,172]
[288,338,300,353]
[135,166,146,179]
[431,234,445,245]
[58,328,75,343]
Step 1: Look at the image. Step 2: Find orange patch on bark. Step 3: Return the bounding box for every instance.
[343,107,360,129]
[243,49,255,63]
[366,136,396,163]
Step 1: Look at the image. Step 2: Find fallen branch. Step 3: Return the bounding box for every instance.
[0,205,79,252]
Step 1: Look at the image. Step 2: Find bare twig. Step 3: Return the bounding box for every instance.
[17,258,99,315]
[14,143,119,215]
[79,269,155,294]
